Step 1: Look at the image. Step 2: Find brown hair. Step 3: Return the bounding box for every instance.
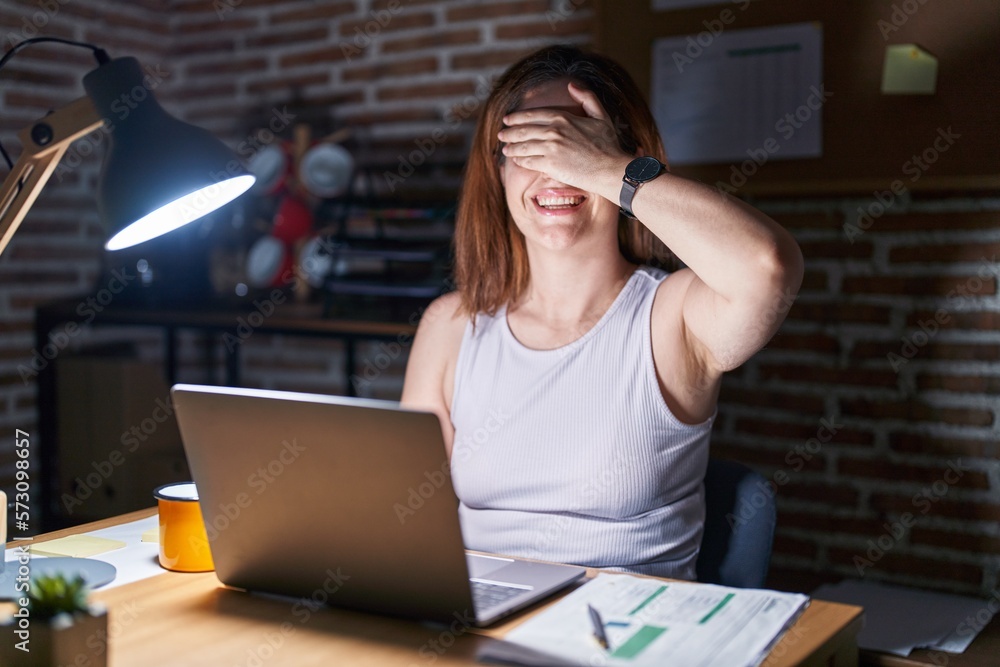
[453,44,672,317]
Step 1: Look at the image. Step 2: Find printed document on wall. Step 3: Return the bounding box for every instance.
[651,22,823,165]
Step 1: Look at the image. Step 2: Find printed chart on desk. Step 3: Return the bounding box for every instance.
[502,573,808,667]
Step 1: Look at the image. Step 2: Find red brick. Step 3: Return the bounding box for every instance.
[917,373,1000,394]
[719,386,825,414]
[373,0,448,7]
[786,301,893,326]
[451,47,536,70]
[377,80,476,102]
[273,1,355,24]
[889,432,992,458]
[340,108,443,126]
[767,565,841,594]
[0,322,33,335]
[2,66,76,88]
[800,269,828,291]
[773,212,844,230]
[840,399,993,427]
[798,240,874,260]
[341,56,438,82]
[174,0,289,11]
[828,548,982,585]
[765,332,839,354]
[339,11,435,36]
[446,0,550,22]
[246,26,330,48]
[297,90,366,108]
[711,440,825,471]
[759,364,898,388]
[838,458,989,489]
[907,310,1000,330]
[778,482,858,506]
[841,275,996,296]
[871,494,1000,522]
[864,211,999,232]
[780,511,886,535]
[168,39,236,59]
[0,268,80,284]
[382,29,481,54]
[279,46,352,69]
[850,340,1000,362]
[4,91,66,110]
[188,57,267,77]
[494,17,591,40]
[910,528,1000,553]
[102,10,171,35]
[9,244,99,261]
[889,242,1000,264]
[734,418,874,446]
[175,17,258,33]
[245,72,328,95]
[772,534,818,559]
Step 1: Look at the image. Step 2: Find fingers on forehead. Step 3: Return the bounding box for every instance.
[504,108,559,124]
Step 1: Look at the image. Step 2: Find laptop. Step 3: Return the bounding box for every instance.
[170,383,586,626]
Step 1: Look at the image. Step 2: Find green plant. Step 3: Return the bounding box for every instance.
[27,573,90,620]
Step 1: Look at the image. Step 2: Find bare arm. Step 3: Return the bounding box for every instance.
[400,292,466,457]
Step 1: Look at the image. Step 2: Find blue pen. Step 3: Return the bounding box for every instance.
[588,604,610,650]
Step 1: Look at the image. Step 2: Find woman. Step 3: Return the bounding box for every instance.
[401,45,803,580]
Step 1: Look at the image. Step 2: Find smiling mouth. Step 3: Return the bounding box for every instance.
[534,195,586,210]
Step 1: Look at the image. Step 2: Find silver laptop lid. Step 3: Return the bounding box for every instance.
[170,384,474,624]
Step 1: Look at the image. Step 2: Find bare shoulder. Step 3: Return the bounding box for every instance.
[419,291,468,338]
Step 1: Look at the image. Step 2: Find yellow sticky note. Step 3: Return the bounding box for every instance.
[141,528,159,544]
[31,535,126,558]
[882,44,938,94]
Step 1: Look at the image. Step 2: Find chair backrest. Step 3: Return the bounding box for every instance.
[696,458,776,588]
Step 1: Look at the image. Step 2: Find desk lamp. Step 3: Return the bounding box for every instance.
[0,37,256,257]
[0,37,254,588]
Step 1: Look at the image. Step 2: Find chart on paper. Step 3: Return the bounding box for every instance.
[496,573,809,667]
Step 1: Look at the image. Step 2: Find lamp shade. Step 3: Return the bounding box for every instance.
[82,57,254,251]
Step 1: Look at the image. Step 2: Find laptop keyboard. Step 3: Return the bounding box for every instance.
[470,580,528,614]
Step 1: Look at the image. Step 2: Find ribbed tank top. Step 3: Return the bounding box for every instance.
[450,266,715,580]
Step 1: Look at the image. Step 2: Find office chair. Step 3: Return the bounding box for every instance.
[696,458,776,588]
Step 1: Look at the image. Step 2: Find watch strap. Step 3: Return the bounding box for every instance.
[619,179,639,220]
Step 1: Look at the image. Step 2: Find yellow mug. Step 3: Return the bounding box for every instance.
[154,482,215,572]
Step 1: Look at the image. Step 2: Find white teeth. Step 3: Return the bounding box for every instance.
[535,196,583,208]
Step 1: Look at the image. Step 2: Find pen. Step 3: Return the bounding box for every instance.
[588,604,610,650]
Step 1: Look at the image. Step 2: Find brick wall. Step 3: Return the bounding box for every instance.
[0,0,171,521]
[720,199,1000,597]
[0,0,996,598]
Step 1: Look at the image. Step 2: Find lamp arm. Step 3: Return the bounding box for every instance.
[0,96,103,257]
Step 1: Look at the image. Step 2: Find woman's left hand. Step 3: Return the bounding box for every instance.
[497,82,630,193]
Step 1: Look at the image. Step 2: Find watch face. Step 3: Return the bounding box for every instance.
[625,156,663,182]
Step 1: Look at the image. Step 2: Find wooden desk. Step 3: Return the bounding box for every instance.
[5,509,863,667]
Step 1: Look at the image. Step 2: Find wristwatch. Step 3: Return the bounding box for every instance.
[619,156,665,219]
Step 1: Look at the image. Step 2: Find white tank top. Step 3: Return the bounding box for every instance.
[450,266,714,580]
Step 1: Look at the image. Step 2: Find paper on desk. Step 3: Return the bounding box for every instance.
[813,579,992,657]
[480,573,808,667]
[4,516,164,591]
[30,535,126,558]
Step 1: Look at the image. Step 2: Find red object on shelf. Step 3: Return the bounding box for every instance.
[271,195,314,244]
